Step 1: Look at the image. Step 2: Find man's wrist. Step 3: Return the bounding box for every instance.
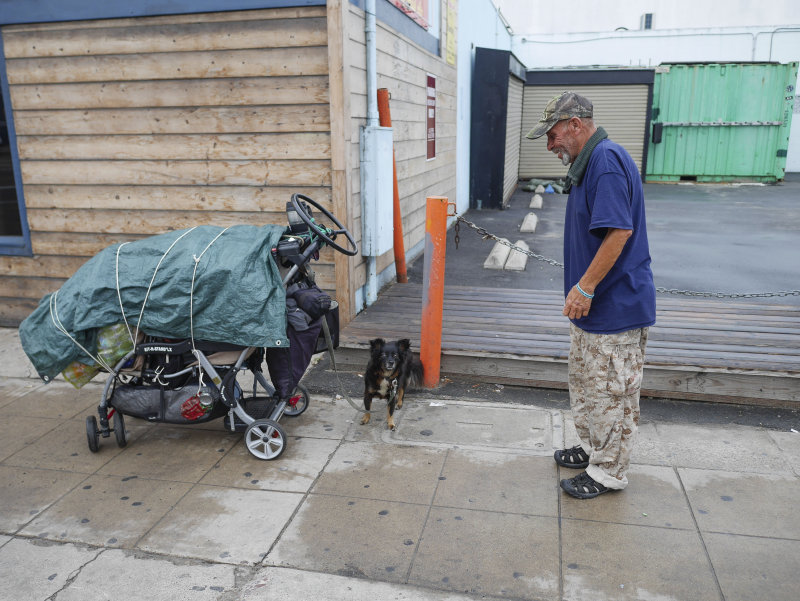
[575,282,595,299]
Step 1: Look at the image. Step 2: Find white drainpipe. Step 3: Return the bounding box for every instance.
[363,0,379,306]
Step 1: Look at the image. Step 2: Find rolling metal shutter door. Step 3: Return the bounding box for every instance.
[503,76,524,206]
[520,84,649,179]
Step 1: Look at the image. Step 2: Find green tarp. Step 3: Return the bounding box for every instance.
[20,224,289,382]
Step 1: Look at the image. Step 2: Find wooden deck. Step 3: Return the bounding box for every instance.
[337,284,800,407]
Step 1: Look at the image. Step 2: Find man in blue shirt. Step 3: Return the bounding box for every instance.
[527,91,656,499]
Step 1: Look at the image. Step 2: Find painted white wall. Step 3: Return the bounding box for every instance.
[493,0,800,34]
[509,26,800,172]
[455,0,513,214]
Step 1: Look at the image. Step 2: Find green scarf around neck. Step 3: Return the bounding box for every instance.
[564,127,608,192]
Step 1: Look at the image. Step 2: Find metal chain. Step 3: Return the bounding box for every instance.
[454,215,800,299]
[454,215,565,268]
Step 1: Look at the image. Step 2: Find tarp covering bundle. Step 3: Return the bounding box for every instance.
[20,224,289,382]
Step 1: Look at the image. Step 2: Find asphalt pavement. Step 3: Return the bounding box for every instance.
[408,174,800,306]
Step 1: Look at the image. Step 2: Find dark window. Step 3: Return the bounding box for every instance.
[0,92,23,237]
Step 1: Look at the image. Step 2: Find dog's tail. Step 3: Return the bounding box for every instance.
[408,356,425,388]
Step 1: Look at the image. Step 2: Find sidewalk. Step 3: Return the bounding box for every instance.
[1,328,799,601]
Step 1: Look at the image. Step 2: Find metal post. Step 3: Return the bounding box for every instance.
[377,88,408,284]
[420,196,449,388]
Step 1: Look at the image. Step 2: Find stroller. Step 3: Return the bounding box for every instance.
[82,194,358,460]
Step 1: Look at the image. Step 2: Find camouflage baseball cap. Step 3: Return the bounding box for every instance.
[525,91,594,139]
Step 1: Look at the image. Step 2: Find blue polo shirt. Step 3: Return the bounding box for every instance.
[564,139,656,334]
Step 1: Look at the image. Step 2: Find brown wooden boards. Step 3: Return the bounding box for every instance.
[339,284,800,405]
[1,6,341,326]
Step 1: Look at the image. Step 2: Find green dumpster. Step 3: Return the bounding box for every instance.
[646,62,798,183]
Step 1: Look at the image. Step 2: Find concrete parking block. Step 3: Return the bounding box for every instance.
[58,547,237,601]
[20,474,192,547]
[0,379,99,420]
[433,450,558,517]
[503,240,529,271]
[241,566,501,601]
[97,425,239,483]
[0,465,87,532]
[0,537,101,601]
[560,464,696,530]
[561,520,719,601]
[391,400,553,453]
[651,423,791,473]
[312,441,446,505]
[704,532,800,601]
[2,418,140,473]
[410,507,559,600]
[0,416,62,463]
[679,468,800,539]
[200,436,339,493]
[268,494,428,582]
[483,239,512,270]
[139,485,303,565]
[530,194,543,209]
[519,212,538,233]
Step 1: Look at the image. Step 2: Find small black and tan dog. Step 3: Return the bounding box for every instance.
[361,338,424,430]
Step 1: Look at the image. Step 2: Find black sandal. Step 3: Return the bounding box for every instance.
[554,445,590,469]
[560,471,610,499]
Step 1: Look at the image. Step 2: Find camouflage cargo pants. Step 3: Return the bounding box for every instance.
[568,324,649,489]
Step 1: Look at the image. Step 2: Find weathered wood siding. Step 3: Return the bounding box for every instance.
[343,3,457,293]
[1,6,339,325]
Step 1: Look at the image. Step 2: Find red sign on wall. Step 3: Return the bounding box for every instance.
[426,74,436,161]
[388,0,429,29]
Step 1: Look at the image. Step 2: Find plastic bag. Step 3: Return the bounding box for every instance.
[61,323,134,389]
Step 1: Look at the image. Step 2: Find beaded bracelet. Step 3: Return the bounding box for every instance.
[575,283,595,299]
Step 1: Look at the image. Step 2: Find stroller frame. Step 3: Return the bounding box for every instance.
[84,194,356,461]
[87,339,307,460]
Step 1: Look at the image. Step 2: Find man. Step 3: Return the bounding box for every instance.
[527,92,656,499]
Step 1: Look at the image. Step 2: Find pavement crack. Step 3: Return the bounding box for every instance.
[47,547,105,601]
[259,413,353,565]
[403,447,450,584]
[674,466,726,601]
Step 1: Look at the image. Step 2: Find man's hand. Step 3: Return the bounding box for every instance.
[563,285,592,319]
[562,228,632,321]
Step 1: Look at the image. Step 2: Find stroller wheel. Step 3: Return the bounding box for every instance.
[283,384,309,417]
[244,419,287,460]
[86,416,100,453]
[113,411,127,448]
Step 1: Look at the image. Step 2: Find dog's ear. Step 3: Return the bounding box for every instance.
[398,338,411,352]
[369,338,385,351]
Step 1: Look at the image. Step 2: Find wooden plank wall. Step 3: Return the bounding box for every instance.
[344,3,457,293]
[0,6,338,325]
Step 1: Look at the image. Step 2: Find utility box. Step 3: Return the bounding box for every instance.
[647,62,798,182]
[360,124,394,256]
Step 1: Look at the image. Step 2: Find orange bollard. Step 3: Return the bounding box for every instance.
[377,88,408,284]
[420,196,451,388]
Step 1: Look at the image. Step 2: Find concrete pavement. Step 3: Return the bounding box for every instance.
[1,327,800,601]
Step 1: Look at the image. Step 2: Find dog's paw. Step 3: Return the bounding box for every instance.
[360,413,371,425]
[387,417,395,431]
